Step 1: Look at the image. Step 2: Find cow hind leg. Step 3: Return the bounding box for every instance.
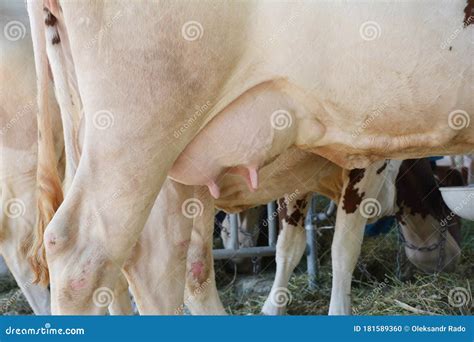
[38,0,242,314]
[1,248,51,315]
[184,188,226,315]
[107,273,133,315]
[43,160,181,314]
[261,193,310,315]
[122,180,196,315]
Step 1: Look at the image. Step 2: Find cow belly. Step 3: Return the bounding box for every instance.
[169,0,473,174]
[235,1,474,167]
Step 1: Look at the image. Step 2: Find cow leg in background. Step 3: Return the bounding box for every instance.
[261,193,311,315]
[184,187,226,315]
[120,179,195,314]
[107,273,133,315]
[328,161,388,315]
[0,247,50,315]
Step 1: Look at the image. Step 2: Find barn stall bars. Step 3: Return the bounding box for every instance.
[212,196,336,289]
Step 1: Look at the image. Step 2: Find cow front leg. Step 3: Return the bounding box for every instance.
[184,187,226,315]
[261,193,311,315]
[328,161,388,315]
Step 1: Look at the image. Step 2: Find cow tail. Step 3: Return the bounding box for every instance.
[26,1,64,286]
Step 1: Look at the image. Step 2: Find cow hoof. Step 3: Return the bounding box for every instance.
[260,305,287,316]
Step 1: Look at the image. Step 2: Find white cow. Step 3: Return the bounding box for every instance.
[26,1,472,314]
[0,21,463,315]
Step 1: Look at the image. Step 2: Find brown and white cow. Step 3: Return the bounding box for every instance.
[26,1,472,314]
[122,151,462,315]
[262,159,464,315]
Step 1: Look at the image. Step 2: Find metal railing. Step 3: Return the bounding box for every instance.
[212,195,336,289]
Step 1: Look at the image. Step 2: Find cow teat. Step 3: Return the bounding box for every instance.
[248,166,259,191]
[227,165,259,193]
[207,180,221,199]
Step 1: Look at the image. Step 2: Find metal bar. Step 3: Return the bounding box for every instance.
[315,200,336,222]
[213,246,277,260]
[326,200,336,217]
[267,201,278,247]
[305,195,318,290]
[229,214,239,250]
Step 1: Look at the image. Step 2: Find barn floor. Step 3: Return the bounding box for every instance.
[216,219,473,316]
[0,275,32,315]
[0,221,471,315]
